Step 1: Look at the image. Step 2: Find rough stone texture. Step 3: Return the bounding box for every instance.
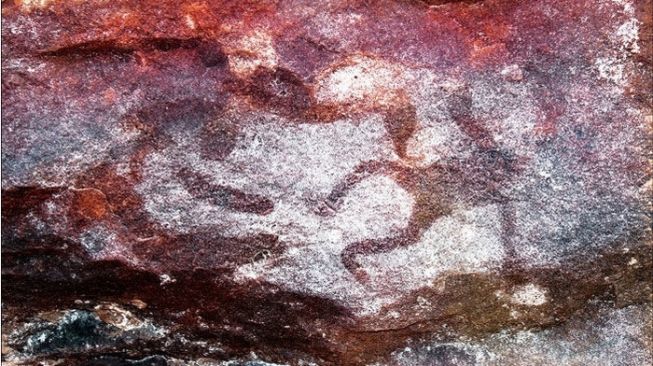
[1,0,652,365]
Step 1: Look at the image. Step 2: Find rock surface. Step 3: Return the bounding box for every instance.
[2,0,652,365]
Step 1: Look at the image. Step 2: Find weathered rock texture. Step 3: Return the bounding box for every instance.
[2,0,652,365]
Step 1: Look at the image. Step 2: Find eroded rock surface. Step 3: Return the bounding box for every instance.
[2,0,652,365]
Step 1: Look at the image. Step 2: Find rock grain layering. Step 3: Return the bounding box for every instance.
[2,0,652,365]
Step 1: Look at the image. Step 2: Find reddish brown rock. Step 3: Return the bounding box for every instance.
[2,0,652,365]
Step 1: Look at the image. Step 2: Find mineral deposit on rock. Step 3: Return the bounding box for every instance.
[1,0,652,365]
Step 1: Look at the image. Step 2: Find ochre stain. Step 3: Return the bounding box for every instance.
[71,188,110,220]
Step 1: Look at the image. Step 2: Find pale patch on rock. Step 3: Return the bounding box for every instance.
[610,0,636,16]
[17,0,55,11]
[315,56,407,107]
[114,162,131,177]
[595,56,626,85]
[334,174,414,242]
[501,64,524,82]
[159,274,176,285]
[616,18,640,54]
[509,284,548,306]
[184,14,197,30]
[93,303,144,331]
[227,30,278,77]
[594,0,640,88]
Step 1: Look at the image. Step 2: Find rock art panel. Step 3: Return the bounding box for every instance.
[2,0,651,365]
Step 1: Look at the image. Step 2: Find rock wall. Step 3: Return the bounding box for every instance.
[2,0,652,365]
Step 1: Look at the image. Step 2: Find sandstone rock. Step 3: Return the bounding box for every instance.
[2,0,651,365]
